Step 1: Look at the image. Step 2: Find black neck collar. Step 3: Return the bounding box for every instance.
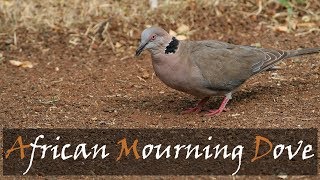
[165,37,179,54]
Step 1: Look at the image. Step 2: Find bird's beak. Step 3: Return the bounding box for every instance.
[135,41,148,56]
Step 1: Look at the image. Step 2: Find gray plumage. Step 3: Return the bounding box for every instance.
[136,27,320,115]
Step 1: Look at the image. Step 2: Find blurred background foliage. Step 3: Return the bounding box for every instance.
[1,0,319,31]
[0,0,319,54]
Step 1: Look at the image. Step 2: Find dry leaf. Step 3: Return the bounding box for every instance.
[277,173,288,179]
[9,60,34,68]
[177,24,190,34]
[115,42,122,48]
[251,42,261,48]
[9,60,22,66]
[176,35,187,40]
[274,26,288,33]
[169,30,177,36]
[21,61,34,68]
[41,48,50,54]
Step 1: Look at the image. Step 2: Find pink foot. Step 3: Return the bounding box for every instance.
[204,94,231,117]
[181,97,209,115]
[205,108,229,116]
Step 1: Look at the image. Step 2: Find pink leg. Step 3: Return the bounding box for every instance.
[181,97,210,114]
[205,95,231,116]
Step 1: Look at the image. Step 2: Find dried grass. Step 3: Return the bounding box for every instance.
[0,0,318,31]
[0,0,319,50]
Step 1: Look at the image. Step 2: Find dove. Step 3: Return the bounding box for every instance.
[135,27,320,116]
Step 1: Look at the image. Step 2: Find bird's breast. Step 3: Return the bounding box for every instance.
[151,54,212,97]
[152,55,188,91]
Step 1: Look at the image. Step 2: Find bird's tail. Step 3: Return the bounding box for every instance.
[258,47,319,72]
[286,47,320,58]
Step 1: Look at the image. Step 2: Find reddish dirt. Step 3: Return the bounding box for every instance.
[1,17,320,179]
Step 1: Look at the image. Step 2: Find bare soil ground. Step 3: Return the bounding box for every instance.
[1,13,320,179]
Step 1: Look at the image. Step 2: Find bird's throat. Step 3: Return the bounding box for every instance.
[165,37,179,54]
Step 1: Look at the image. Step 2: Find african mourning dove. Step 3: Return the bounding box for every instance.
[136,27,320,116]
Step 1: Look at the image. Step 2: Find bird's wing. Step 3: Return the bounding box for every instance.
[188,40,286,92]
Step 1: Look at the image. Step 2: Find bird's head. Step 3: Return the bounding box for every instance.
[135,27,172,56]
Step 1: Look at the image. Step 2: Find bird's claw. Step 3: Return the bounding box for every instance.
[205,108,229,116]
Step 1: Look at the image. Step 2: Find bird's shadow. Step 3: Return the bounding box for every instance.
[135,80,308,114]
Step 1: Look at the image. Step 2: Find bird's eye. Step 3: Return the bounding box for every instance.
[150,34,157,40]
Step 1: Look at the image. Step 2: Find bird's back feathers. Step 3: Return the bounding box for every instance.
[184,40,319,92]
